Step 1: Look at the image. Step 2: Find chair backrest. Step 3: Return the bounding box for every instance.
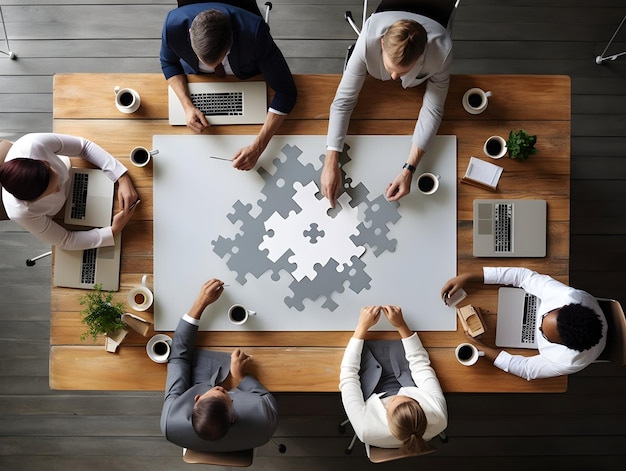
[0,139,14,221]
[375,0,459,30]
[182,447,254,467]
[367,443,436,463]
[595,298,626,365]
[177,0,263,18]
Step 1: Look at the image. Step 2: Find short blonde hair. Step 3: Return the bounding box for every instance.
[382,19,427,67]
[388,399,435,455]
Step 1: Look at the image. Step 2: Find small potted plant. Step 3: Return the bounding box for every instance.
[79,284,127,350]
[506,129,538,161]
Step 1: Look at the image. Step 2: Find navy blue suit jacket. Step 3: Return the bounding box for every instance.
[160,2,297,113]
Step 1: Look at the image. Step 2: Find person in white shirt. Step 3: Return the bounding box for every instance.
[441,267,607,380]
[339,305,447,455]
[0,133,139,250]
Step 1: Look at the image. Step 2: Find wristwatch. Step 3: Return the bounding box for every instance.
[402,163,416,174]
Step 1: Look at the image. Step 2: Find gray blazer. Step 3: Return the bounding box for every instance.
[327,11,453,153]
[160,319,278,452]
[359,340,416,398]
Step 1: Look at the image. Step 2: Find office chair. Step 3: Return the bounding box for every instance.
[0,6,17,60]
[1,139,53,266]
[594,297,626,365]
[176,0,273,24]
[344,0,460,68]
[338,417,447,460]
[595,15,626,65]
[182,438,286,466]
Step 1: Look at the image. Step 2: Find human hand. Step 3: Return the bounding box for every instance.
[230,348,251,384]
[185,106,209,133]
[195,278,225,308]
[116,174,139,211]
[385,170,412,202]
[111,199,139,236]
[321,151,341,209]
[354,306,381,339]
[440,273,474,303]
[232,142,262,171]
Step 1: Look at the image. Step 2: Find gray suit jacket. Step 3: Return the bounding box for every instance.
[327,11,453,153]
[160,319,278,452]
[359,340,416,398]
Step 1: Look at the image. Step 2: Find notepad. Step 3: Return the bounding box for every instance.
[461,156,503,191]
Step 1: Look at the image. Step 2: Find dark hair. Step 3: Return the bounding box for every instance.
[557,303,603,352]
[189,10,233,65]
[0,158,51,201]
[191,396,232,441]
[388,399,435,455]
[382,20,427,67]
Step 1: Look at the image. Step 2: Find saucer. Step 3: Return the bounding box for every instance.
[146,334,172,363]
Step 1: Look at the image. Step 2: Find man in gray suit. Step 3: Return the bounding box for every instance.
[322,10,453,207]
[160,278,278,452]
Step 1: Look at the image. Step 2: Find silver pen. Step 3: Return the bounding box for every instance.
[209,155,233,162]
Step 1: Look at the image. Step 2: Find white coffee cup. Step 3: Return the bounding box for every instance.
[462,88,491,114]
[128,275,154,312]
[455,342,485,366]
[228,304,256,325]
[114,86,141,114]
[483,135,507,159]
[416,172,440,195]
[146,334,171,363]
[130,146,158,167]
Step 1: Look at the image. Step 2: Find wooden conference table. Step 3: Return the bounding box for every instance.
[50,73,570,393]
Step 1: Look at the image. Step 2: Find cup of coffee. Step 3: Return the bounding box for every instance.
[114,86,141,114]
[128,274,154,312]
[455,342,485,366]
[416,172,440,195]
[483,135,507,159]
[228,304,256,325]
[130,146,158,167]
[462,88,491,114]
[146,334,171,363]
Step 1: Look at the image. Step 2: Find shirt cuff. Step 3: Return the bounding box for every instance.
[493,350,511,371]
[268,107,287,116]
[182,313,199,326]
[326,145,343,152]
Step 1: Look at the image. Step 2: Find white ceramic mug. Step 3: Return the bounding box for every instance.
[128,274,153,312]
[228,304,256,325]
[416,172,440,195]
[114,86,141,114]
[455,342,485,366]
[462,88,491,114]
[483,135,507,159]
[130,146,159,167]
[146,334,171,363]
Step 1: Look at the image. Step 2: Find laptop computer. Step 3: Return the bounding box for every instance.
[53,233,122,291]
[64,167,115,228]
[473,199,547,257]
[495,287,541,349]
[168,81,267,126]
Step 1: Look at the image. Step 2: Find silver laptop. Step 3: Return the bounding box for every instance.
[473,199,547,257]
[496,287,541,349]
[64,168,114,227]
[168,81,267,125]
[53,233,122,291]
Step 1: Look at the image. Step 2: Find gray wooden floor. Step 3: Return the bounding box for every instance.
[1,1,625,469]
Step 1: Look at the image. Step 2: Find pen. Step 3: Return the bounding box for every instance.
[129,199,140,211]
[209,155,233,162]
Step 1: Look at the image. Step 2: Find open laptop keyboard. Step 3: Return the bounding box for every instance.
[80,248,97,284]
[520,293,538,344]
[494,202,513,252]
[70,172,89,220]
[191,91,243,116]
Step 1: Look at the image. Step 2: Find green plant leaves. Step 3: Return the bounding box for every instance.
[506,129,538,161]
[78,283,127,341]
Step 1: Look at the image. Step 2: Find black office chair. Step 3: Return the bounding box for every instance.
[594,297,626,365]
[344,0,460,68]
[177,0,273,24]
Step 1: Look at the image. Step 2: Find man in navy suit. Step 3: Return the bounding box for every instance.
[160,2,297,170]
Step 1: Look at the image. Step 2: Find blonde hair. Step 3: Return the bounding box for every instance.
[382,19,427,67]
[388,399,435,455]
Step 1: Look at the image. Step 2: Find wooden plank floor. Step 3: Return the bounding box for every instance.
[1,1,625,469]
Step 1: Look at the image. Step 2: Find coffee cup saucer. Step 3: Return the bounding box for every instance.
[146,334,172,363]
